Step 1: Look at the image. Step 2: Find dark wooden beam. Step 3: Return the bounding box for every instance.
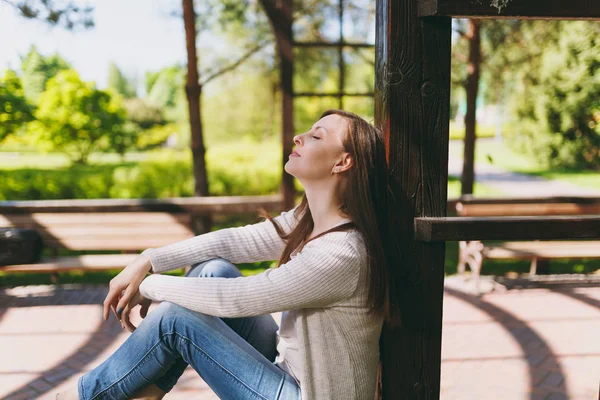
[456,195,600,205]
[0,195,283,214]
[415,216,600,242]
[375,0,451,397]
[261,0,296,210]
[418,0,600,20]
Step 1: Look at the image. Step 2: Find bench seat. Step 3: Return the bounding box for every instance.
[0,254,142,274]
[455,197,600,294]
[484,241,600,260]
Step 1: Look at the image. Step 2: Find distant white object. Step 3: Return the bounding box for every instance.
[166,132,178,148]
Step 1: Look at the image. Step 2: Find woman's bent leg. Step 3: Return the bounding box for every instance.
[154,258,280,392]
[79,302,299,400]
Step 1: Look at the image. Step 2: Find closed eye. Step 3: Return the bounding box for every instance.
[312,136,320,140]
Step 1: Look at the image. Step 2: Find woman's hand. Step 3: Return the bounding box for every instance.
[103,254,153,321]
[120,290,152,332]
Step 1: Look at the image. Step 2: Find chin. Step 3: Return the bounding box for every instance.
[284,163,296,178]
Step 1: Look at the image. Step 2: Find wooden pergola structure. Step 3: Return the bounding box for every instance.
[262,0,600,398]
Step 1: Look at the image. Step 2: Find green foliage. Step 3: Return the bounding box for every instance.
[0,70,34,142]
[146,65,185,109]
[8,0,94,29]
[136,123,178,151]
[122,98,166,129]
[203,72,279,144]
[0,142,282,201]
[508,22,600,169]
[0,165,114,200]
[20,46,71,103]
[29,69,129,164]
[107,62,136,98]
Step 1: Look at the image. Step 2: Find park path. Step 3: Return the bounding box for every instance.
[448,138,600,197]
[0,283,599,399]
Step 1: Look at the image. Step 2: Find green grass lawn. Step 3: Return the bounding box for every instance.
[447,175,505,198]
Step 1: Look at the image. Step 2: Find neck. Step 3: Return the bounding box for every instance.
[303,180,350,236]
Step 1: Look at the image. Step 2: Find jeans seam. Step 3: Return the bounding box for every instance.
[78,374,87,400]
[88,337,175,400]
[85,331,269,400]
[176,332,269,400]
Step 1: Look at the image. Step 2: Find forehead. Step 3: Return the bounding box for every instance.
[314,114,348,139]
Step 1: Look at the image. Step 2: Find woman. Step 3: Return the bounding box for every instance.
[57,109,396,400]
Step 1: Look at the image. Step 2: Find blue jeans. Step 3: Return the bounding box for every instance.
[79,258,301,400]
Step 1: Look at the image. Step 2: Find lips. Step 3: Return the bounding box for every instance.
[290,151,300,157]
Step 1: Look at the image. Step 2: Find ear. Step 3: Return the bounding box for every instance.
[332,153,353,174]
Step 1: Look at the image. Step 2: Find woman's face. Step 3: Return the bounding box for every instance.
[284,114,350,182]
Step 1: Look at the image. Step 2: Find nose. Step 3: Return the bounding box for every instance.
[293,134,302,146]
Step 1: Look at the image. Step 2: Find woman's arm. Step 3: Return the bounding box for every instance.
[139,232,364,317]
[141,206,299,274]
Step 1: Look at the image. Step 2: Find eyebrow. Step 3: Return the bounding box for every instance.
[314,126,328,133]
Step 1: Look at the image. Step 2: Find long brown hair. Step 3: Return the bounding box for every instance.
[260,109,399,323]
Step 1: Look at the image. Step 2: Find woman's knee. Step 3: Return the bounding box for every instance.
[187,257,242,279]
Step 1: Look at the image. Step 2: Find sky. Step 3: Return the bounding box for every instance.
[0,0,187,89]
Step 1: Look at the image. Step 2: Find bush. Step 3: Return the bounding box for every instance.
[507,22,600,169]
[0,141,283,200]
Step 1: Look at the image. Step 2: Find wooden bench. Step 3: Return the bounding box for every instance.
[455,196,600,293]
[0,196,282,275]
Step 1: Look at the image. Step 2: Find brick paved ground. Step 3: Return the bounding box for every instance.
[0,282,599,400]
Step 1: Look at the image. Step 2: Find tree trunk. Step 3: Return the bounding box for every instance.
[182,0,212,234]
[461,19,482,196]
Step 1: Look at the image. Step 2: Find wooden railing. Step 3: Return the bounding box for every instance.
[0,194,284,214]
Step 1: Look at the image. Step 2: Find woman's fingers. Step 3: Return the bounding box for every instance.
[115,286,136,320]
[121,303,137,332]
[103,288,120,321]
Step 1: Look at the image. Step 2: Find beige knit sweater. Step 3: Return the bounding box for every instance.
[139,206,383,400]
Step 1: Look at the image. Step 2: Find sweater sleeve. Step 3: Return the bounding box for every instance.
[138,232,362,317]
[141,206,300,273]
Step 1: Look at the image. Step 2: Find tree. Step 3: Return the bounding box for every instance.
[179,0,274,233]
[4,0,93,28]
[30,69,129,164]
[146,65,185,109]
[509,21,600,169]
[452,19,527,195]
[0,70,34,142]
[20,46,71,103]
[107,62,137,98]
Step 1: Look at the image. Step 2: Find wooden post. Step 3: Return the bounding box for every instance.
[260,0,296,211]
[375,0,451,398]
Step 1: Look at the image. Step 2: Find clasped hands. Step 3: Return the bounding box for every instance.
[103,254,153,332]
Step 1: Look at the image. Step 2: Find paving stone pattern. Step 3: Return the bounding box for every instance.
[0,283,599,399]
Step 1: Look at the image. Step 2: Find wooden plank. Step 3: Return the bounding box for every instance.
[485,242,600,259]
[418,0,600,20]
[0,213,192,226]
[0,195,283,214]
[41,238,194,251]
[375,0,451,397]
[456,195,600,205]
[0,254,178,273]
[30,226,193,237]
[414,216,600,242]
[457,203,600,216]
